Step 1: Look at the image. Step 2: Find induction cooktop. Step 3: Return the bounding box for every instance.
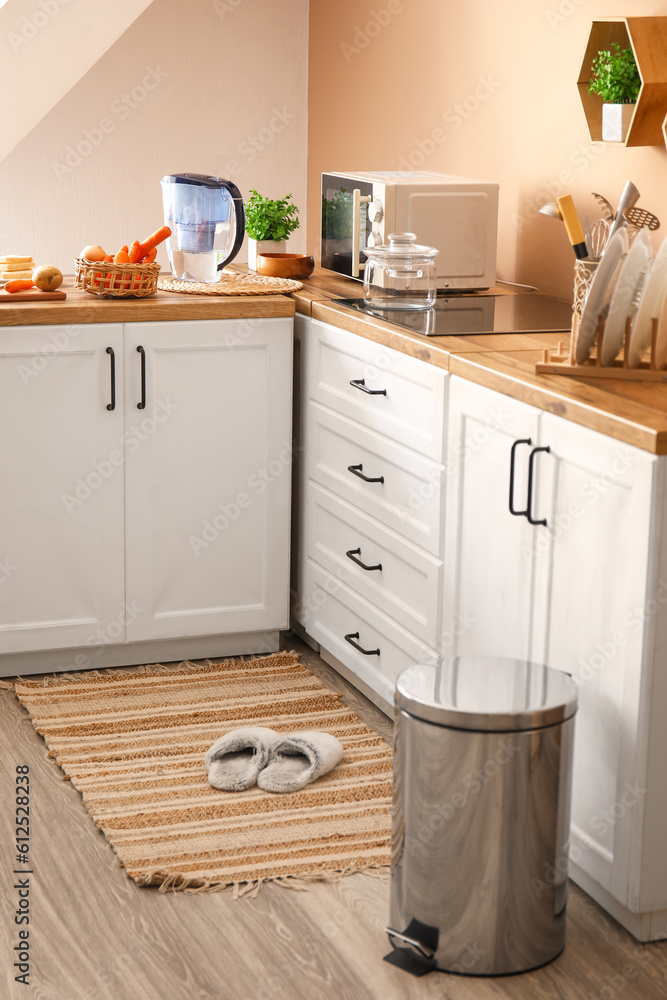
[333,292,572,337]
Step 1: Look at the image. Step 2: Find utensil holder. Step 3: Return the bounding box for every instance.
[74,259,161,298]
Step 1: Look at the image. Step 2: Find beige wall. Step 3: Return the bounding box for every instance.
[307,0,667,299]
[0,0,309,273]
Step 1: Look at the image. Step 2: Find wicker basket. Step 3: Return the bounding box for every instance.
[74,258,161,298]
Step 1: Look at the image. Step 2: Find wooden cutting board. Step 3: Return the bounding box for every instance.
[0,288,66,302]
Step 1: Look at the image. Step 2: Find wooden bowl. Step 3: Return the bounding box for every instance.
[256,253,314,280]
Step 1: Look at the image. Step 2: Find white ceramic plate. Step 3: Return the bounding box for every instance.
[654,285,667,370]
[628,234,667,368]
[600,228,652,366]
[576,231,628,364]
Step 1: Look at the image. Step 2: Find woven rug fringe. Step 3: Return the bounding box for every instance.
[141,862,390,898]
[0,679,15,690]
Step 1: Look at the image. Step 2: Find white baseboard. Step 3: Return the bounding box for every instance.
[570,861,667,942]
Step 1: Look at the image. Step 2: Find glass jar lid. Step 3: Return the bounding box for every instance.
[363,232,439,261]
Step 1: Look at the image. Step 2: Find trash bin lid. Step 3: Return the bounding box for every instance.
[395,658,578,731]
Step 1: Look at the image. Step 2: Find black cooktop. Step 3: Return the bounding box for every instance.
[333,292,572,337]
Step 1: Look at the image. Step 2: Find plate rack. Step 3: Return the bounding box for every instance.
[535,314,667,382]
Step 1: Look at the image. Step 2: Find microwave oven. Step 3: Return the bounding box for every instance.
[321,170,499,290]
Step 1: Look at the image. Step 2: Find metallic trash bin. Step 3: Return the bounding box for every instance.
[386,657,578,977]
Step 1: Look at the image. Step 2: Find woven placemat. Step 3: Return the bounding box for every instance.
[158,275,302,296]
[13,651,392,895]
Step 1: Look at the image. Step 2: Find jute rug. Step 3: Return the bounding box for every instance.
[12,652,393,895]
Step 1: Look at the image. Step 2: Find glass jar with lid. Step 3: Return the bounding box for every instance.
[363,232,438,311]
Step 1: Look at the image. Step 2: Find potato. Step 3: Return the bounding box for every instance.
[32,265,63,292]
[80,245,106,261]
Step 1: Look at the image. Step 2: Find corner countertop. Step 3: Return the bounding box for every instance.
[0,276,295,326]
[278,264,667,456]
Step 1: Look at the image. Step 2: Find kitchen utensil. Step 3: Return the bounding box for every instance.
[585,213,592,257]
[161,173,245,283]
[0,288,66,302]
[539,202,564,220]
[256,253,315,280]
[590,219,610,259]
[556,195,588,259]
[600,229,652,366]
[606,181,641,243]
[363,232,438,311]
[623,206,661,232]
[628,234,667,367]
[576,230,628,363]
[592,192,615,222]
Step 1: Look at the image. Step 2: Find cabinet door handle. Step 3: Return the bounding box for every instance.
[345,632,380,656]
[509,438,532,516]
[105,347,115,411]
[136,345,146,410]
[346,548,383,572]
[350,378,387,396]
[348,463,384,484]
[526,446,550,526]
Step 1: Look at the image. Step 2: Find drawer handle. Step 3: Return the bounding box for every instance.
[348,463,384,484]
[350,378,387,396]
[346,548,382,572]
[526,446,550,526]
[137,345,146,410]
[105,346,115,411]
[345,632,380,656]
[508,438,532,517]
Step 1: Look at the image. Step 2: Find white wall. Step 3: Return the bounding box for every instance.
[0,0,309,273]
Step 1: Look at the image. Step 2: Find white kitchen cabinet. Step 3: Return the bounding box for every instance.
[1,317,293,670]
[444,374,664,937]
[123,319,293,641]
[294,317,445,711]
[0,324,125,654]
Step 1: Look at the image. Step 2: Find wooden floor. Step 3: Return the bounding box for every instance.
[1,635,666,1000]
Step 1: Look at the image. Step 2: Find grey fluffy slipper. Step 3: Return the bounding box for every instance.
[205,727,279,791]
[256,730,344,794]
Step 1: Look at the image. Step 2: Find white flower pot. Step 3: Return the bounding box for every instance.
[602,103,635,142]
[247,238,287,271]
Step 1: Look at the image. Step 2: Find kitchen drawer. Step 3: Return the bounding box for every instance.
[309,319,447,461]
[306,402,444,556]
[304,482,442,645]
[302,560,438,708]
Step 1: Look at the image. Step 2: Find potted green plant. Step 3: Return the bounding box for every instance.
[588,42,641,142]
[244,189,300,271]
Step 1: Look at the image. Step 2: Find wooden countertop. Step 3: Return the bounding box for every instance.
[285,266,667,455]
[0,276,295,326]
[3,264,667,453]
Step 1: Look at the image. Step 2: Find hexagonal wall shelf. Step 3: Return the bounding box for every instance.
[578,17,667,146]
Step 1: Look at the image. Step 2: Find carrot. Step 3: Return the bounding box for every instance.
[114,248,130,264]
[5,278,34,293]
[128,240,142,264]
[104,254,114,262]
[119,245,128,254]
[142,246,157,263]
[137,225,171,257]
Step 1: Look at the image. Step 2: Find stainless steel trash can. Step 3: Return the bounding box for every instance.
[386,657,578,977]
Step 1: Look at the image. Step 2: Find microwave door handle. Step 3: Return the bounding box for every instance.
[352,188,372,278]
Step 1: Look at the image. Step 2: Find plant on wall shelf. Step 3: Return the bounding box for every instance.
[244,189,300,242]
[588,42,640,104]
[588,42,640,142]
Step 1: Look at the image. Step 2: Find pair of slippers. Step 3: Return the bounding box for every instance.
[205,727,343,794]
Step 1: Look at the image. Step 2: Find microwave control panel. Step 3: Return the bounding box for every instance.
[367,182,392,248]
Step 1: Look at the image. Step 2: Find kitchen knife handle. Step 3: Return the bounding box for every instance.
[106,347,115,411]
[137,346,146,410]
[557,195,588,259]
